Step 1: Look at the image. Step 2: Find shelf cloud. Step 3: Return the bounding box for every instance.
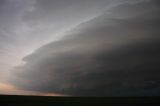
[10,0,160,96]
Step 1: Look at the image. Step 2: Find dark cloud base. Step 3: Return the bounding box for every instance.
[10,0,160,96]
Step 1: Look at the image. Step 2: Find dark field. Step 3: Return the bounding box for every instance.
[0,95,160,106]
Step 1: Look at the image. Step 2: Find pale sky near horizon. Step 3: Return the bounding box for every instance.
[0,0,160,96]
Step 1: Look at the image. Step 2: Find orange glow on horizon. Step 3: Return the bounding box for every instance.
[0,82,66,96]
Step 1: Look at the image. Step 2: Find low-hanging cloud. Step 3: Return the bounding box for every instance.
[10,0,160,96]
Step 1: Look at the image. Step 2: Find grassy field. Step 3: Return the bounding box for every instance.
[0,95,160,106]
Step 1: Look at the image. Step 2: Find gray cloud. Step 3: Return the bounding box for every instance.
[0,0,37,82]
[0,0,115,84]
[10,0,160,96]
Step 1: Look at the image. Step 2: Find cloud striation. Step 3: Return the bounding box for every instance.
[10,0,160,96]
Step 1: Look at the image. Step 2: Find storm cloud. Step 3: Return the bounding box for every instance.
[0,0,115,84]
[10,0,160,96]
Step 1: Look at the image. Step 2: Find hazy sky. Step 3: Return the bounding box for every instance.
[0,0,160,96]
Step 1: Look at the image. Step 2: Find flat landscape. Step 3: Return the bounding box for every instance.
[0,95,160,106]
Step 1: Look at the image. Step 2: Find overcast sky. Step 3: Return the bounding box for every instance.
[0,0,160,96]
